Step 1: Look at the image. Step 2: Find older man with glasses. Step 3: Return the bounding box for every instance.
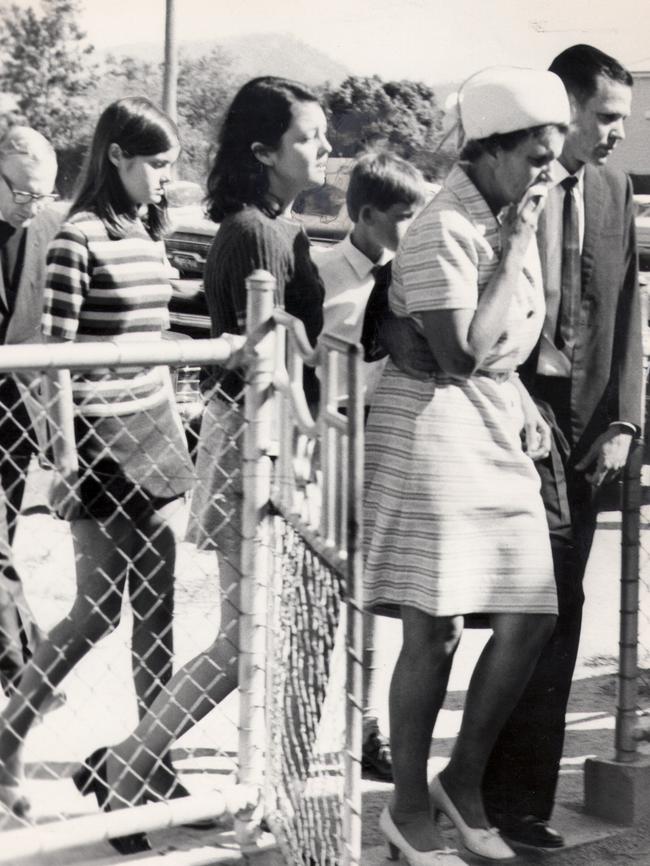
[0,126,64,709]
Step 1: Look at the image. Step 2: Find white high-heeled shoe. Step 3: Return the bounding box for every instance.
[379,806,467,865]
[429,777,515,861]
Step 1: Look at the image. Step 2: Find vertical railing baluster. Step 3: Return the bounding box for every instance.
[616,436,644,762]
[237,270,277,842]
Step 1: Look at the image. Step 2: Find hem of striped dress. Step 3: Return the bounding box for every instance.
[365,595,558,618]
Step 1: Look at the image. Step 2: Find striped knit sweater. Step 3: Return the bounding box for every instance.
[42,212,174,416]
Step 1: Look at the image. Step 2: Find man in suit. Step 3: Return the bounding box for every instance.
[0,126,63,702]
[481,45,642,848]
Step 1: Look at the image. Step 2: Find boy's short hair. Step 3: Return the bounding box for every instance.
[346,151,426,223]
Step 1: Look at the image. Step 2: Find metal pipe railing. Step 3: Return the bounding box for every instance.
[0,284,364,863]
[236,270,277,843]
[0,790,240,863]
[616,436,644,762]
[342,341,364,866]
[0,335,244,372]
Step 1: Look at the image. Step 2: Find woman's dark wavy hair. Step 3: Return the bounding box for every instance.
[206,76,320,222]
[70,97,179,240]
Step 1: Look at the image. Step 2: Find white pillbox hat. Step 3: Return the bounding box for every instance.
[458,66,570,141]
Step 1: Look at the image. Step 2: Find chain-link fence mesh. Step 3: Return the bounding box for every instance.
[262,327,363,866]
[0,351,243,842]
[0,286,363,866]
[266,519,345,866]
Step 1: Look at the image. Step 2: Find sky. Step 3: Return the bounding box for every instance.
[10,0,650,84]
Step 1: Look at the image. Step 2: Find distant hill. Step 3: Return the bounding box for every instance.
[105,32,350,87]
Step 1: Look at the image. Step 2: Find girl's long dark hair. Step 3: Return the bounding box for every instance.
[206,76,319,222]
[70,97,179,240]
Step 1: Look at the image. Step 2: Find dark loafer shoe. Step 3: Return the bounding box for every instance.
[496,814,564,849]
[361,730,393,781]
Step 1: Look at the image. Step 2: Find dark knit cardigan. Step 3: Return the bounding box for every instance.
[203,205,324,403]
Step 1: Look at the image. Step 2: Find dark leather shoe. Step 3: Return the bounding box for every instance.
[495,814,564,849]
[361,730,393,781]
[73,749,152,855]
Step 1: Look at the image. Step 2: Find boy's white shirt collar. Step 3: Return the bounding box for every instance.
[341,233,392,281]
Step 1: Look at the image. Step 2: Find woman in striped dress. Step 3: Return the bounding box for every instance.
[367,68,571,864]
[0,98,193,826]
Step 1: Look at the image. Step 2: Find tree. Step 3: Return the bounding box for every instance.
[100,53,163,107]
[0,0,96,150]
[174,48,242,183]
[322,75,453,181]
[99,47,241,183]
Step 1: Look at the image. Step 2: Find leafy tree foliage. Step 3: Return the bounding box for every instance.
[0,1,456,190]
[322,75,454,180]
[0,0,96,149]
[102,53,162,102]
[97,48,240,184]
[175,48,243,182]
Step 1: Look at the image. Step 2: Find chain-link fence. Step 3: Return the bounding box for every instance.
[263,323,364,866]
[0,271,363,866]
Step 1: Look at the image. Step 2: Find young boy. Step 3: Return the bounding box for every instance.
[313,151,427,411]
[312,151,427,779]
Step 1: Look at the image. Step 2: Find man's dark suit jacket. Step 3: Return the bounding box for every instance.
[484,162,644,822]
[520,163,643,462]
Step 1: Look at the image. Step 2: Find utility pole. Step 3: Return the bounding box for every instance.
[162,0,178,122]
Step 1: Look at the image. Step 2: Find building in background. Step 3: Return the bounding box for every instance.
[610,64,650,188]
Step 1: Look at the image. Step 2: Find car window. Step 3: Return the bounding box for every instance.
[294,183,346,219]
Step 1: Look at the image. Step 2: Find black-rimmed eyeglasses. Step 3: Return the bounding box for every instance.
[0,172,59,205]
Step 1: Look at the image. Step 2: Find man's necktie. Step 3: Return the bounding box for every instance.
[0,221,15,248]
[555,175,580,357]
[0,222,23,342]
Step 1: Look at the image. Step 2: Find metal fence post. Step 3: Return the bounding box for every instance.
[615,436,644,762]
[236,270,277,841]
[343,342,364,866]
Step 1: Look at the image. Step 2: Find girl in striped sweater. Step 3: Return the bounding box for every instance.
[0,98,194,829]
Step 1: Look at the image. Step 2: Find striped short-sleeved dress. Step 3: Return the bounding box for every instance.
[42,212,193,511]
[364,165,556,618]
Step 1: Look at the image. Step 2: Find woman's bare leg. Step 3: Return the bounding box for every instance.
[439,612,556,828]
[0,516,132,785]
[106,551,241,807]
[128,501,178,719]
[388,606,462,851]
